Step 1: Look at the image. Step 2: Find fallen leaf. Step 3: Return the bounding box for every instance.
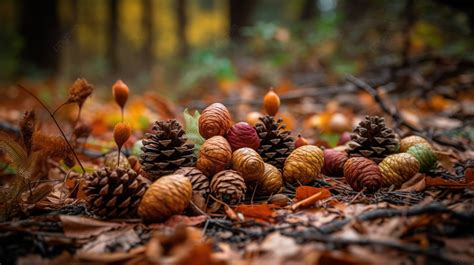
[425,177,474,190]
[295,186,331,201]
[398,173,426,192]
[60,215,126,239]
[234,204,277,222]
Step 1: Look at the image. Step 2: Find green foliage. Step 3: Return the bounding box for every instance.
[320,133,340,147]
[183,109,205,156]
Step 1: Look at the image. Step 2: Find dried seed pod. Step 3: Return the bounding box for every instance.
[269,194,289,207]
[114,122,131,150]
[196,136,232,176]
[343,157,382,192]
[67,78,93,107]
[294,134,309,148]
[322,149,348,177]
[174,167,209,195]
[112,79,129,109]
[210,170,246,204]
[198,103,232,139]
[231,147,265,182]
[263,88,280,116]
[138,174,192,222]
[379,153,420,187]
[399,135,431,152]
[406,144,437,172]
[257,163,283,195]
[283,145,324,185]
[226,122,260,151]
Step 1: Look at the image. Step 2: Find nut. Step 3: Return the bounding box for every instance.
[231,147,265,182]
[196,136,232,177]
[226,122,260,151]
[399,135,431,152]
[269,194,289,207]
[294,134,309,148]
[406,144,437,172]
[263,88,280,116]
[138,174,192,222]
[322,149,348,177]
[379,153,420,187]
[199,103,232,139]
[283,145,324,185]
[112,79,129,109]
[114,122,131,149]
[343,157,382,192]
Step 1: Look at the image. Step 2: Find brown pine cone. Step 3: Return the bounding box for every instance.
[283,145,324,185]
[85,168,149,218]
[174,167,209,195]
[231,147,265,183]
[199,103,232,139]
[343,157,382,192]
[257,163,283,196]
[322,149,348,177]
[379,153,420,187]
[226,122,260,151]
[210,170,246,204]
[196,136,232,177]
[138,174,192,222]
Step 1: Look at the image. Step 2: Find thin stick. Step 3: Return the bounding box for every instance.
[52,102,70,116]
[117,148,121,168]
[121,108,124,122]
[17,84,85,174]
[290,191,323,211]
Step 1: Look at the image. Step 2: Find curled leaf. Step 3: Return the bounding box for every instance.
[183,109,205,155]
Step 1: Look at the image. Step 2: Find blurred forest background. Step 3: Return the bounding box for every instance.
[0,0,473,101]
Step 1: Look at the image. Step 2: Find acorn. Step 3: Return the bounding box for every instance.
[263,88,280,116]
[294,134,309,148]
[283,145,324,185]
[138,174,192,222]
[198,103,232,139]
[196,136,232,177]
[399,135,431,152]
[322,149,348,177]
[269,194,289,207]
[226,122,260,151]
[343,157,382,192]
[231,147,265,183]
[379,153,420,187]
[406,144,437,172]
[257,163,283,196]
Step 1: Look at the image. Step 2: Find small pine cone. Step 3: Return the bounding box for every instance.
[269,194,289,207]
[210,170,246,204]
[283,145,324,185]
[400,135,431,152]
[138,174,192,222]
[407,144,437,172]
[231,147,265,182]
[322,149,348,177]
[257,163,283,196]
[174,167,209,195]
[104,151,131,170]
[199,103,232,139]
[226,122,260,151]
[343,157,382,192]
[196,136,232,177]
[85,168,149,218]
[379,153,420,187]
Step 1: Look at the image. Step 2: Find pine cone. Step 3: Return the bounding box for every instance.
[85,168,149,218]
[199,103,232,139]
[379,153,420,187]
[257,163,283,196]
[104,151,131,170]
[226,122,260,151]
[174,167,209,195]
[322,149,348,177]
[255,116,294,170]
[343,157,382,192]
[406,144,437,173]
[140,119,196,180]
[346,116,400,163]
[283,145,324,185]
[196,136,232,177]
[231,147,265,183]
[138,174,192,222]
[210,170,246,204]
[400,135,431,152]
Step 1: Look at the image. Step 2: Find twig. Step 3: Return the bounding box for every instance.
[290,191,323,211]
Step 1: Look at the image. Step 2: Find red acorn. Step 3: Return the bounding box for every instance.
[322,149,348,177]
[294,134,309,148]
[226,122,260,151]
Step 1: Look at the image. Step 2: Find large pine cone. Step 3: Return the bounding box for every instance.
[231,147,265,183]
[174,167,209,195]
[283,145,324,185]
[196,136,232,177]
[346,116,400,163]
[138,174,192,222]
[322,149,348,177]
[343,157,382,192]
[140,119,196,180]
[379,153,420,187]
[85,168,149,218]
[210,170,246,204]
[255,116,294,170]
[199,103,232,139]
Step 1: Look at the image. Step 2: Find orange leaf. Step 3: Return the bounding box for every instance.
[295,186,331,201]
[234,204,277,222]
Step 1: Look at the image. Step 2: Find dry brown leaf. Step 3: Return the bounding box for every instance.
[60,215,126,239]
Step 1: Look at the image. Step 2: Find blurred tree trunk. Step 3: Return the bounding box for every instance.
[18,0,60,74]
[142,0,154,70]
[108,0,119,75]
[300,0,317,21]
[176,0,188,57]
[229,0,255,41]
